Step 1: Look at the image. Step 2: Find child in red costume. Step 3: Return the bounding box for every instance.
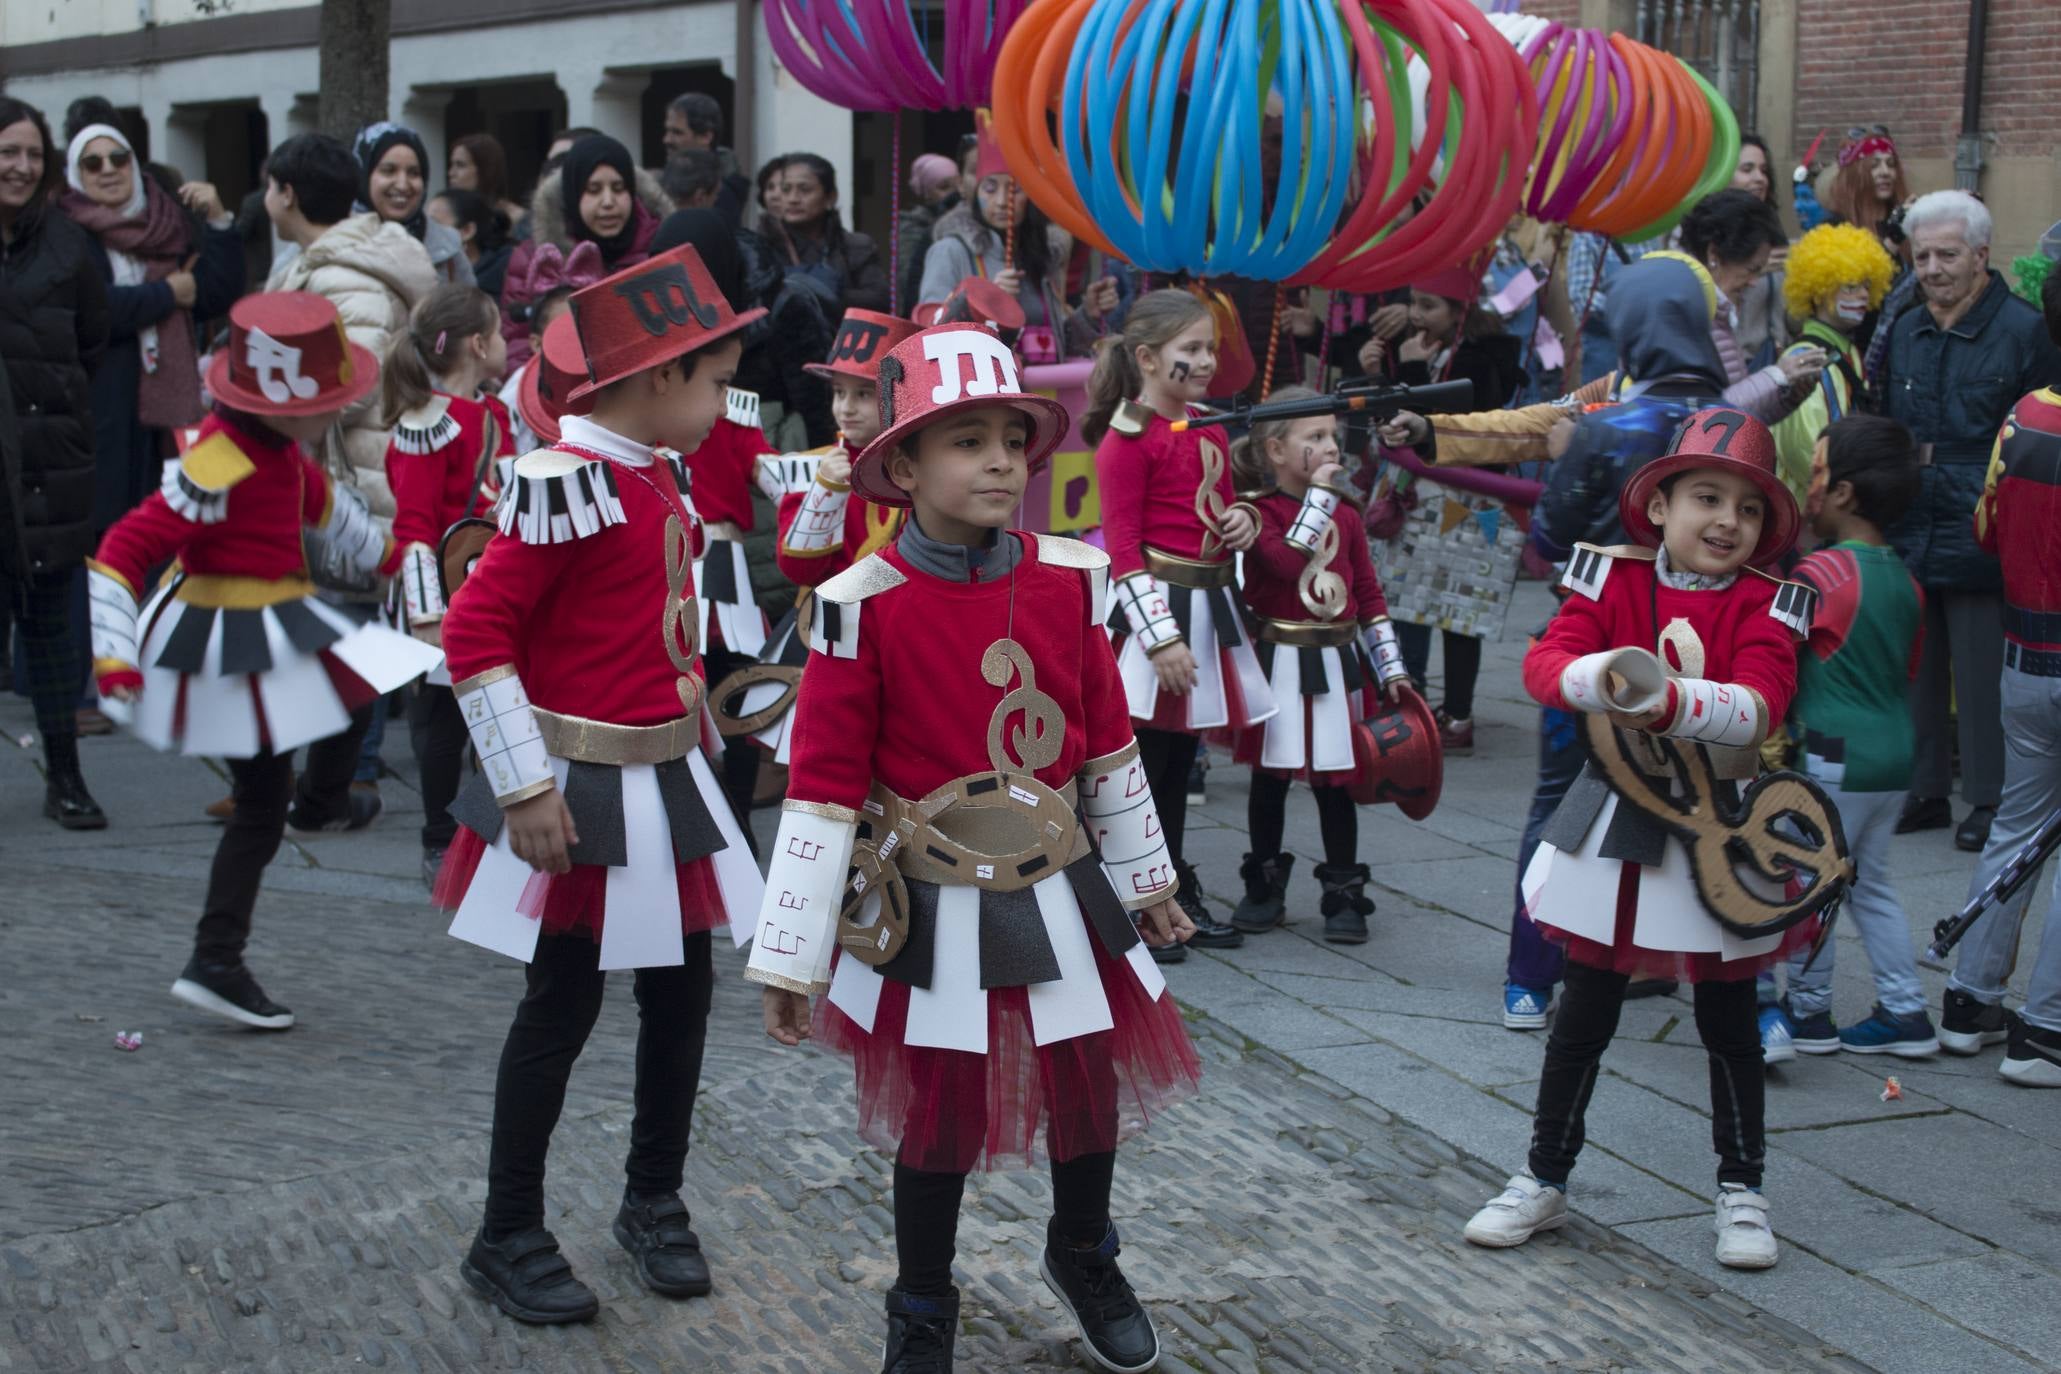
[1464,407,1819,1272]
[1085,288,1277,957]
[748,323,1198,1374]
[1226,389,1414,944]
[88,292,442,1030]
[379,283,514,882]
[435,243,767,1326]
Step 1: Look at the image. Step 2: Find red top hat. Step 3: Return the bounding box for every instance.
[518,313,586,444]
[849,323,1071,508]
[1350,683,1443,820]
[913,276,1029,333]
[1619,406,1800,567]
[205,292,379,417]
[566,243,767,404]
[804,309,922,384]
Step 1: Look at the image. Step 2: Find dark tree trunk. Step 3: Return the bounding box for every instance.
[317,0,391,143]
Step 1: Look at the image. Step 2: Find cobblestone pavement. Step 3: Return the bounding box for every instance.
[1,849,1872,1374]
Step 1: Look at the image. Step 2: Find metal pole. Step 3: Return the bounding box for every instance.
[1955,0,1990,192]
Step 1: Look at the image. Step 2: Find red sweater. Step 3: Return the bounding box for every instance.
[784,535,1131,812]
[1093,408,1237,581]
[681,417,775,530]
[1976,387,2061,653]
[1525,556,1799,725]
[91,411,334,597]
[443,449,703,727]
[1240,489,1388,626]
[386,392,514,551]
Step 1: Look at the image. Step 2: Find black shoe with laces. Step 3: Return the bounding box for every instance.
[1039,1222,1159,1373]
[460,1228,599,1325]
[1895,795,1952,834]
[44,767,108,830]
[287,784,382,834]
[1174,862,1243,949]
[170,956,294,1030]
[881,1285,958,1372]
[613,1189,712,1296]
[1954,805,1997,853]
[1940,987,2011,1055]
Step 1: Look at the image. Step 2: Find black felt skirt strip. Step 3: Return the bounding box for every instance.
[700,539,740,603]
[977,885,1062,990]
[1537,766,1613,854]
[1597,790,1670,867]
[154,602,218,674]
[655,757,728,863]
[1167,583,1193,642]
[449,772,505,843]
[269,599,344,656]
[1297,645,1329,696]
[1208,584,1246,648]
[879,879,940,990]
[562,759,629,867]
[1339,645,1366,692]
[1067,854,1142,959]
[768,608,808,666]
[218,608,273,675]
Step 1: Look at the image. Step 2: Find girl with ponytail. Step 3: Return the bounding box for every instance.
[1091,288,1278,957]
[380,282,513,882]
[1224,390,1412,944]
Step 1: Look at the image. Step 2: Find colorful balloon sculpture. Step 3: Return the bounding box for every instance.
[763,0,1027,111]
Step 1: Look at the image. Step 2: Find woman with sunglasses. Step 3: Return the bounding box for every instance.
[59,122,243,536]
[0,97,110,828]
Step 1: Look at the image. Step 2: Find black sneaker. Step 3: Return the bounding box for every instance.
[1895,796,1952,834]
[460,1228,599,1325]
[1039,1222,1159,1373]
[1940,988,2011,1056]
[882,1286,958,1373]
[1174,862,1243,949]
[2000,1013,2061,1087]
[1954,805,1997,853]
[170,957,294,1030]
[287,784,382,834]
[1147,942,1187,966]
[612,1190,711,1297]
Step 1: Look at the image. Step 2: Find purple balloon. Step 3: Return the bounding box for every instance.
[763,0,1024,112]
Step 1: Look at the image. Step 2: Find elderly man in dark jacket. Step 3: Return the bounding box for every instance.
[1884,191,2061,851]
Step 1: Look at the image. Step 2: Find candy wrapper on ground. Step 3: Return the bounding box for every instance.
[1880,1076,1901,1102]
[114,1031,143,1052]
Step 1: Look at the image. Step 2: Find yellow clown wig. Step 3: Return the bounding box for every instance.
[1783,224,1896,321]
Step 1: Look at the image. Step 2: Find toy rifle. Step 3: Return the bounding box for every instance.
[1928,805,2061,960]
[1171,378,1476,431]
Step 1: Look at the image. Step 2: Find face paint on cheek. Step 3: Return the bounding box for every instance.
[1170,361,1191,383]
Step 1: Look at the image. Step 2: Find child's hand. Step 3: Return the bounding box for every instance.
[993,267,1024,296]
[1220,504,1259,551]
[1376,411,1429,449]
[505,788,579,874]
[1398,331,1434,365]
[1136,895,1194,948]
[818,449,853,488]
[1607,704,1672,733]
[1149,641,1199,695]
[1311,461,1345,487]
[104,684,138,704]
[762,986,812,1046]
[1357,336,1388,376]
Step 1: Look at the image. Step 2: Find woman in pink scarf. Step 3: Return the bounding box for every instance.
[59,122,243,530]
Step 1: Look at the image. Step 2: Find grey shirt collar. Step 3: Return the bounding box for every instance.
[896,514,1022,583]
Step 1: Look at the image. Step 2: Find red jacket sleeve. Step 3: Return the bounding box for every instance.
[783,603,886,813]
[386,443,456,550]
[91,492,197,595]
[1726,587,1802,724]
[1238,506,1309,600]
[773,488,855,587]
[1093,429,1151,582]
[1522,592,1614,710]
[1077,570,1134,763]
[441,532,563,683]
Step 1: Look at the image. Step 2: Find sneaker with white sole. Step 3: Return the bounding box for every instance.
[1789,1009,1841,1055]
[1503,983,1551,1031]
[170,957,294,1030]
[2000,1013,2061,1087]
[1758,1006,1795,1065]
[1463,1170,1567,1248]
[1940,988,2010,1056]
[1838,1005,1939,1057]
[1713,1184,1778,1269]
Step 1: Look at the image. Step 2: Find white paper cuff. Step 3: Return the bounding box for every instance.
[87,566,139,669]
[310,481,389,581]
[1361,616,1409,687]
[756,453,820,501]
[457,669,555,804]
[1114,572,1182,653]
[398,542,446,627]
[783,478,850,557]
[744,803,858,994]
[1558,649,1668,715]
[1284,485,1341,556]
[1079,746,1177,910]
[1661,678,1764,747]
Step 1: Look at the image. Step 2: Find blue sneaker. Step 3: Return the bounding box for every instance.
[1790,1010,1841,1055]
[1759,1006,1796,1064]
[1839,1005,1940,1057]
[1503,983,1551,1031]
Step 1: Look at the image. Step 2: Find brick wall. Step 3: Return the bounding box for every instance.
[1793,0,2061,163]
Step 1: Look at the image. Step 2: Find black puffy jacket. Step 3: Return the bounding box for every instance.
[0,202,109,575]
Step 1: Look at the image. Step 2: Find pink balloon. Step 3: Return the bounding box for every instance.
[763,0,1025,112]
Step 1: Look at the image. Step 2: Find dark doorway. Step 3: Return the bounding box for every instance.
[640,64,736,171]
[444,78,570,207]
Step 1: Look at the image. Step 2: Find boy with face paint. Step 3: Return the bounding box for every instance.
[747,323,1199,1373]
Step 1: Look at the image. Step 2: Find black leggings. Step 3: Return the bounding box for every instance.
[892,1150,1116,1296]
[408,684,466,850]
[1248,773,1357,867]
[1528,962,1764,1189]
[1134,727,1193,863]
[1393,622,1482,720]
[482,931,716,1238]
[702,647,763,860]
[3,567,79,743]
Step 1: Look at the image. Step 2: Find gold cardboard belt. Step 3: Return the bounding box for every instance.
[1257,618,1359,648]
[1143,546,1235,589]
[837,772,1083,967]
[533,707,697,766]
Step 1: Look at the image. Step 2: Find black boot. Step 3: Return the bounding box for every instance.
[1229,852,1295,933]
[1039,1222,1160,1373]
[1173,861,1243,949]
[881,1286,958,1373]
[612,1189,712,1296]
[42,733,106,830]
[460,1228,599,1325]
[1315,862,1374,945]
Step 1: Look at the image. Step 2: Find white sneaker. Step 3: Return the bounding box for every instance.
[1713,1184,1778,1269]
[1463,1170,1567,1248]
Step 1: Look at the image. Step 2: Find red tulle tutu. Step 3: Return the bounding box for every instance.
[1542,861,1823,983]
[432,824,732,940]
[1132,641,1261,736]
[815,935,1201,1173]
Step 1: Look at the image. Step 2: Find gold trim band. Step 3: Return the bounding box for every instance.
[1142,545,1235,588]
[533,707,698,766]
[452,662,518,696]
[1257,618,1359,648]
[176,573,316,609]
[783,798,861,824]
[1079,739,1142,776]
